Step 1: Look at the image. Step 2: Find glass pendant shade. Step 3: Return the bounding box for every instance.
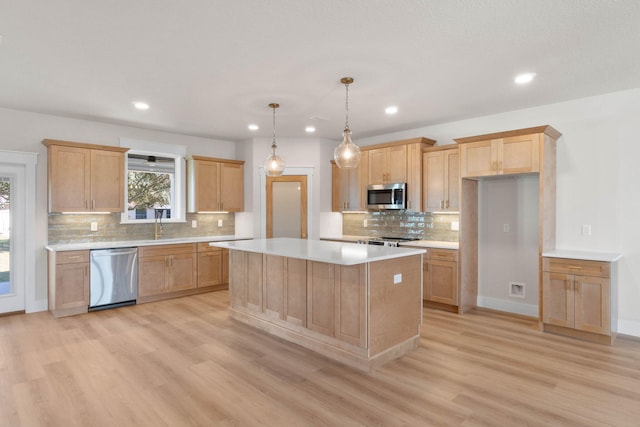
[333,128,361,169]
[264,150,285,176]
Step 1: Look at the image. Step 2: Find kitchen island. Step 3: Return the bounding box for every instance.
[210,238,426,371]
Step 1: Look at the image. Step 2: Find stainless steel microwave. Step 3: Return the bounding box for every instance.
[367,182,407,210]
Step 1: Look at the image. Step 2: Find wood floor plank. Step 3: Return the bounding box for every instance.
[2,290,640,426]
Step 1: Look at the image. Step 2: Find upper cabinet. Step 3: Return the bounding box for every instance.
[422,146,459,212]
[43,139,128,213]
[455,127,561,178]
[331,160,365,212]
[367,145,408,184]
[186,155,245,212]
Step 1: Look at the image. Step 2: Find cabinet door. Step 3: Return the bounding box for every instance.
[459,140,496,178]
[194,160,221,212]
[220,162,244,212]
[367,148,387,184]
[445,150,460,211]
[49,145,91,212]
[542,272,574,328]
[387,145,407,183]
[423,151,446,211]
[55,262,89,310]
[574,276,610,335]
[335,264,366,347]
[307,261,335,337]
[138,256,169,297]
[91,150,125,212]
[197,250,222,288]
[167,253,197,291]
[425,260,458,305]
[500,134,540,174]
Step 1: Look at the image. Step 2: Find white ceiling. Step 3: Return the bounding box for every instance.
[1,1,639,142]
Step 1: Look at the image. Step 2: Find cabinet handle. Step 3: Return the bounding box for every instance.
[67,255,81,260]
[221,202,223,210]
[445,200,449,209]
[85,265,88,276]
[92,200,95,209]
[85,200,88,209]
[567,266,582,270]
[440,200,444,209]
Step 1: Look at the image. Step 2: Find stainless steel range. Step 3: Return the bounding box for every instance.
[359,237,420,247]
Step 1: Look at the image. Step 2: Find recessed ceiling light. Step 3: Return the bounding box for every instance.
[385,106,398,115]
[305,126,316,133]
[133,101,150,110]
[248,124,259,131]
[514,73,536,85]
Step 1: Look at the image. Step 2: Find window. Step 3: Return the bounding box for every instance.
[122,152,185,223]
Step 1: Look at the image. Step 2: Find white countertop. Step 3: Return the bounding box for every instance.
[321,235,459,250]
[45,235,251,252]
[542,249,623,262]
[211,238,426,265]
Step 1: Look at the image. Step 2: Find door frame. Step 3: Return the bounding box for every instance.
[260,167,314,239]
[0,150,38,314]
[266,175,308,238]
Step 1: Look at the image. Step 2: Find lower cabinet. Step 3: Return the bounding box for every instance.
[48,250,90,317]
[542,257,613,343]
[138,243,197,300]
[197,242,229,289]
[423,248,459,310]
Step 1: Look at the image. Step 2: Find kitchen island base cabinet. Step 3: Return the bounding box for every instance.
[223,240,424,372]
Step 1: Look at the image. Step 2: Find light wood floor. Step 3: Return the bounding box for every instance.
[1,291,639,426]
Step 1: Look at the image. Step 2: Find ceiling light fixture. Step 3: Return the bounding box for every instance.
[263,103,285,176]
[385,106,398,115]
[248,124,259,131]
[333,77,361,169]
[133,101,150,110]
[514,72,536,85]
[305,126,316,133]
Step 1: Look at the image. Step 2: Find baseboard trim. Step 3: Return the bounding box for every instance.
[477,296,538,317]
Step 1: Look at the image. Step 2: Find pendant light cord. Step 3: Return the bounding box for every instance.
[271,105,277,152]
[344,82,350,131]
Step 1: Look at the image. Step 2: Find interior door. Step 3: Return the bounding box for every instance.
[0,167,22,313]
[266,175,308,238]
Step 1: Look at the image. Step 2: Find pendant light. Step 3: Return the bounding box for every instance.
[333,77,361,169]
[264,103,285,176]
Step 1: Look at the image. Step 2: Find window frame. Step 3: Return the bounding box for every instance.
[120,150,186,224]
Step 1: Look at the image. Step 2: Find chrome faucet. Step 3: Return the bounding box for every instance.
[154,209,164,240]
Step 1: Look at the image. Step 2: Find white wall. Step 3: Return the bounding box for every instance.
[0,107,236,307]
[357,88,640,337]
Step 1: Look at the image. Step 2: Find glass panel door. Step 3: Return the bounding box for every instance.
[0,176,10,296]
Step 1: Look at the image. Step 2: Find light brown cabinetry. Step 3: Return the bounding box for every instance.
[423,248,458,308]
[186,155,245,212]
[422,147,459,211]
[367,145,408,184]
[457,133,540,178]
[138,243,197,301]
[197,242,229,290]
[331,160,364,211]
[43,139,128,213]
[48,250,90,317]
[542,257,614,343]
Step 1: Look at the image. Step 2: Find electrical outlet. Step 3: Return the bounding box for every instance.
[363,219,368,228]
[451,221,459,231]
[503,223,510,232]
[191,220,197,228]
[582,224,592,236]
[90,222,98,232]
[393,273,402,284]
[217,219,223,227]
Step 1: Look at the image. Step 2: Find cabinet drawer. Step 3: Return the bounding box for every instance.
[542,257,609,278]
[197,242,222,253]
[427,248,458,262]
[56,250,90,264]
[139,243,196,258]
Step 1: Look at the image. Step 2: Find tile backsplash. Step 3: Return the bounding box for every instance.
[48,213,235,244]
[342,211,459,242]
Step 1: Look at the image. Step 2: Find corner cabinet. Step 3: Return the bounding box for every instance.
[43,139,128,213]
[331,160,365,211]
[422,146,459,212]
[542,255,618,344]
[186,155,245,212]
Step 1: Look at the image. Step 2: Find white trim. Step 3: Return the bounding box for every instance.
[477,296,538,317]
[0,151,39,313]
[260,167,314,239]
[618,319,640,338]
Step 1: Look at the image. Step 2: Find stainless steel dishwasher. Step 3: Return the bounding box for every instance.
[89,247,138,310]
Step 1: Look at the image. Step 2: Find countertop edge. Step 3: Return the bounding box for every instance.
[46,236,253,252]
[320,236,459,250]
[542,249,623,262]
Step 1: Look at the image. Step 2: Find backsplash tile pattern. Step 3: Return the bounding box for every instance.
[48,213,235,244]
[343,211,459,242]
